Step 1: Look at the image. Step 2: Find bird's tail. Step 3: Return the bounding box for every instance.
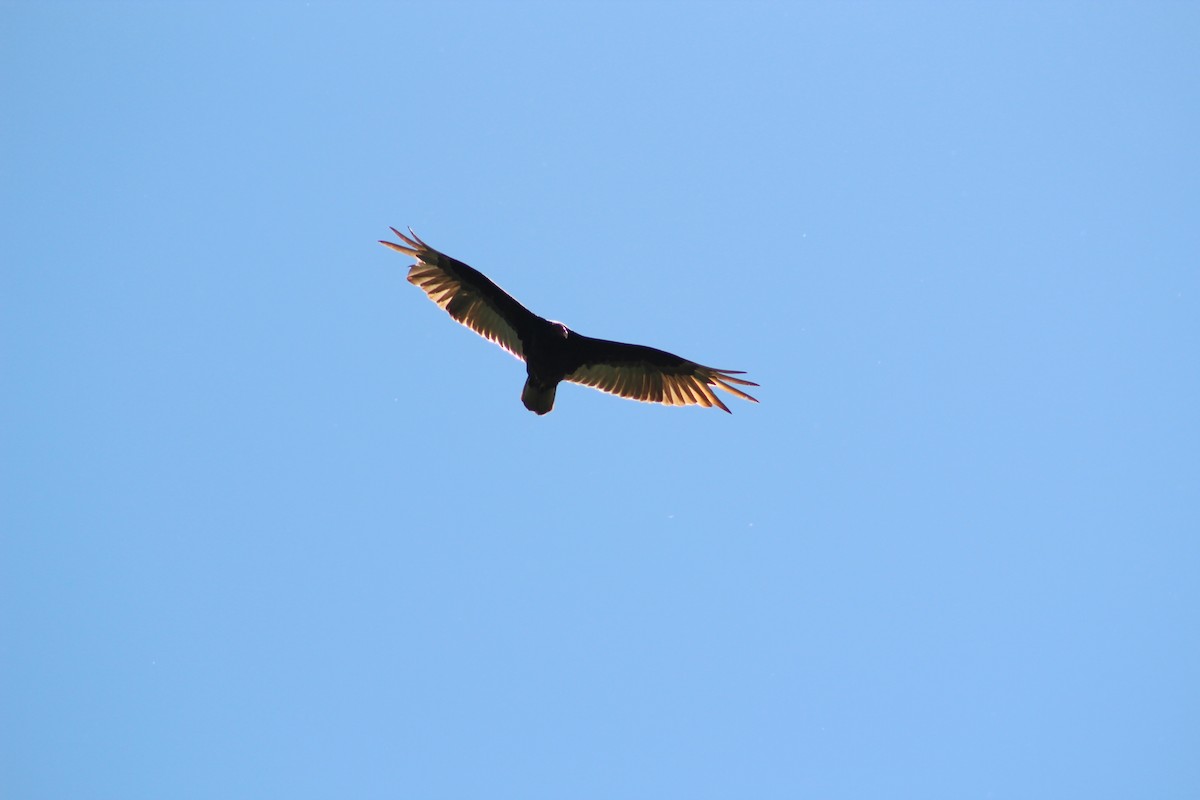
[521,378,557,415]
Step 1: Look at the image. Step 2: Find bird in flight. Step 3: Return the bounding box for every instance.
[379,227,758,415]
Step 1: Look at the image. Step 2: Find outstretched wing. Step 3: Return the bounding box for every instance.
[563,335,758,413]
[379,227,539,359]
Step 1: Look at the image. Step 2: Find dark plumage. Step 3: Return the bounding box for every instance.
[380,227,758,414]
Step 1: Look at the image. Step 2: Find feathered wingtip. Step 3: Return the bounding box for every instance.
[702,368,759,413]
[379,226,431,260]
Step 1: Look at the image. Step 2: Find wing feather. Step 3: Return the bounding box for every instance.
[563,335,758,413]
[380,227,537,360]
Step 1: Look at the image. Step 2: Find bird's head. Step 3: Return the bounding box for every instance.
[548,321,570,339]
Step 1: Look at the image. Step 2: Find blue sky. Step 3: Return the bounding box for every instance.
[3,2,1198,797]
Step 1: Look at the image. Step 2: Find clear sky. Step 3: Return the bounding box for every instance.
[3,2,1198,797]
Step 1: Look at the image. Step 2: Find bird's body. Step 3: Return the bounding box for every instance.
[380,228,758,414]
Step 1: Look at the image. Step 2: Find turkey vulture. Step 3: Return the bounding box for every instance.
[380,227,758,415]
